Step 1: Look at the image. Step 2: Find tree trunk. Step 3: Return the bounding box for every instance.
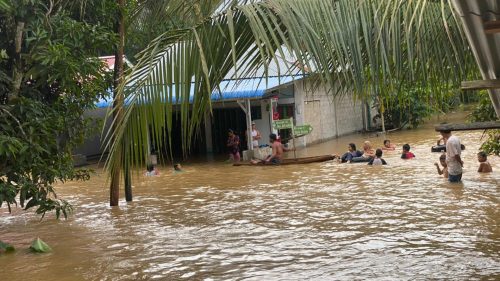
[110,0,126,206]
[124,138,132,202]
[9,21,25,103]
[124,161,132,202]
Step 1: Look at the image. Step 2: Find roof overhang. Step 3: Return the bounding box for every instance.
[451,0,500,117]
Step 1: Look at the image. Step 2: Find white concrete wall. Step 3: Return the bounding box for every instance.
[294,79,365,147]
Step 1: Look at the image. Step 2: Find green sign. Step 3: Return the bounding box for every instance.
[273,118,293,130]
[293,124,313,137]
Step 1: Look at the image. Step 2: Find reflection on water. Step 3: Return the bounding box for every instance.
[1,115,499,280]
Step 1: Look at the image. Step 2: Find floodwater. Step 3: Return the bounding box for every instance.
[1,114,499,280]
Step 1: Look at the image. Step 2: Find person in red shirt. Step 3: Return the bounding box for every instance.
[401,144,415,159]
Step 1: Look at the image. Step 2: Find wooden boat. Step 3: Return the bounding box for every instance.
[233,154,335,166]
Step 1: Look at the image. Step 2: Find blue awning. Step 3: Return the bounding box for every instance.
[95,75,300,108]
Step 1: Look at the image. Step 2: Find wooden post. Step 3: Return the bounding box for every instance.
[246,99,253,151]
[291,118,297,159]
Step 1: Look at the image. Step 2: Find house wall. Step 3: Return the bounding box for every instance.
[293,79,365,147]
[73,107,109,159]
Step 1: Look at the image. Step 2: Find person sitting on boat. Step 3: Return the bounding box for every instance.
[368,149,387,165]
[382,139,396,151]
[401,144,415,159]
[227,129,240,163]
[351,141,375,163]
[251,133,283,165]
[340,143,362,163]
[477,151,492,173]
[434,153,448,178]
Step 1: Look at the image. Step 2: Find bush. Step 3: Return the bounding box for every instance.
[468,91,499,155]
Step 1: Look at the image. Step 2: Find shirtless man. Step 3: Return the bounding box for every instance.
[264,133,283,164]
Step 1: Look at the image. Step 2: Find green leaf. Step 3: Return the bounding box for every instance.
[0,240,15,253]
[29,237,52,253]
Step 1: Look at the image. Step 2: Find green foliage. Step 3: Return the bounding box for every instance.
[0,0,114,217]
[479,130,500,156]
[374,86,436,129]
[468,91,497,123]
[0,240,15,253]
[0,99,91,218]
[30,237,52,253]
[468,91,500,155]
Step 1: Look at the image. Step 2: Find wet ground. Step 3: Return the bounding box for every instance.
[1,114,499,280]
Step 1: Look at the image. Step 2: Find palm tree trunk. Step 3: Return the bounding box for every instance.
[110,0,126,206]
[124,139,132,202]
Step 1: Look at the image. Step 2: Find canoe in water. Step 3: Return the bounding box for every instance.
[233,155,335,166]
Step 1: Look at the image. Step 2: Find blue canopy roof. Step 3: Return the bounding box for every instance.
[95,75,299,108]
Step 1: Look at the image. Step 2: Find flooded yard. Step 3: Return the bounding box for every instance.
[1,116,499,280]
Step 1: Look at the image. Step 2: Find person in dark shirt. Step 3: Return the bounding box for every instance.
[401,144,415,159]
[227,129,241,162]
[368,149,387,165]
[339,143,363,163]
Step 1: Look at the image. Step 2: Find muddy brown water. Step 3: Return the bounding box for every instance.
[1,114,499,280]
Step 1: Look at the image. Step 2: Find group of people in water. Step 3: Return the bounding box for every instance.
[236,127,493,183]
[339,130,492,182]
[147,127,493,183]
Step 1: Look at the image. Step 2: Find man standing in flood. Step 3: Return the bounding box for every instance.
[440,130,463,182]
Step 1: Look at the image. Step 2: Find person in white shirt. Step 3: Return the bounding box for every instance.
[439,130,463,182]
[251,122,261,149]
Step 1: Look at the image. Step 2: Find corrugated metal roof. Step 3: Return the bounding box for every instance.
[452,0,500,116]
[95,75,302,108]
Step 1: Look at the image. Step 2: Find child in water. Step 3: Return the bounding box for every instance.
[173,163,183,172]
[401,144,415,159]
[368,149,387,165]
[145,164,159,176]
[434,153,448,178]
[382,139,396,151]
[477,152,493,173]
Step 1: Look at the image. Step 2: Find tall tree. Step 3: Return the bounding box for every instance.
[0,0,115,217]
[106,0,229,205]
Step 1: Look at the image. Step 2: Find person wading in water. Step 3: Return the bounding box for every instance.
[227,129,240,163]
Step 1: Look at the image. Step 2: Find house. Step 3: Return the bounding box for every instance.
[74,55,371,161]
